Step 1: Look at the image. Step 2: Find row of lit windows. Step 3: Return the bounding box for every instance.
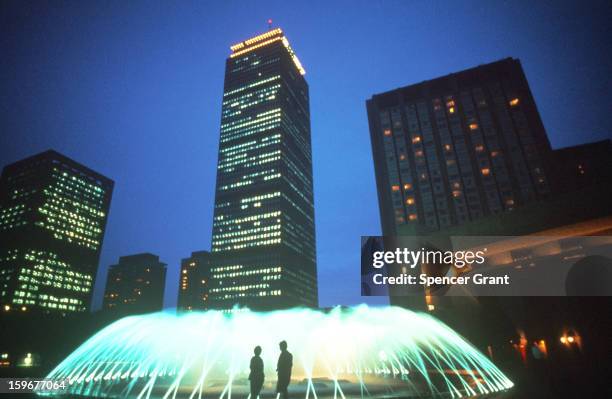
[213,224,281,241]
[211,283,271,293]
[213,238,282,252]
[220,119,281,144]
[214,210,281,226]
[222,75,281,97]
[219,134,281,157]
[219,149,281,170]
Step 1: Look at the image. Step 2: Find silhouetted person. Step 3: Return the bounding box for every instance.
[276,340,292,399]
[249,346,264,399]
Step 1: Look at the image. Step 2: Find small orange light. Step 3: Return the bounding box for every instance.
[408,214,418,221]
[567,336,575,343]
[509,98,520,106]
[406,197,415,205]
[481,168,491,176]
[403,183,412,190]
[384,129,391,136]
[449,107,455,114]
[391,185,400,192]
[475,145,484,152]
[412,136,421,144]
[469,123,478,130]
[560,336,567,344]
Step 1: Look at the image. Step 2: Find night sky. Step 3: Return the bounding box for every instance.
[1,1,610,310]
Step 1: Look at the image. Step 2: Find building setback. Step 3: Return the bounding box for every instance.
[367,58,552,235]
[209,28,317,311]
[103,253,166,314]
[177,250,211,312]
[0,150,113,313]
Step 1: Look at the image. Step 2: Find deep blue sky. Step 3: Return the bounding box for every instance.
[1,1,610,310]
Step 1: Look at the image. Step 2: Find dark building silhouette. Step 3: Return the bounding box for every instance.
[103,253,166,314]
[209,28,317,311]
[0,150,113,313]
[177,250,211,312]
[549,139,612,194]
[367,58,552,235]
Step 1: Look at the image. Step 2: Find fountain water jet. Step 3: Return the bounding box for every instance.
[44,305,512,398]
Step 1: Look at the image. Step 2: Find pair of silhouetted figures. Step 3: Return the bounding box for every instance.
[248,340,293,399]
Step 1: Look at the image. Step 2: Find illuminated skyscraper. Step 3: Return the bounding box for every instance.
[103,253,166,314]
[0,150,113,313]
[177,250,211,312]
[210,28,317,311]
[367,58,552,235]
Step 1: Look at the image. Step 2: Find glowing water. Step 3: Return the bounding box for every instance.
[45,306,512,398]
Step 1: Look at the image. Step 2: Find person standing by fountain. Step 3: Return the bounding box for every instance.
[249,346,264,399]
[276,341,293,399]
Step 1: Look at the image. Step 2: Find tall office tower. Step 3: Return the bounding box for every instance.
[177,250,211,312]
[103,253,166,314]
[0,150,113,313]
[367,58,552,236]
[209,28,317,311]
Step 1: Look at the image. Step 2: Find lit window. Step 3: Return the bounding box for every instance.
[491,151,499,157]
[427,304,435,311]
[412,136,421,144]
[399,154,406,160]
[505,199,515,206]
[408,214,418,221]
[384,129,392,136]
[446,100,455,107]
[475,145,484,152]
[406,197,415,205]
[403,183,412,190]
[415,150,424,157]
[391,185,400,192]
[469,123,478,130]
[509,98,520,107]
[444,144,452,151]
[452,190,461,198]
[481,168,491,176]
[448,107,455,114]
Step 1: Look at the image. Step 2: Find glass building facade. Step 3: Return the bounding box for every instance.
[210,28,317,311]
[0,150,113,313]
[177,250,211,312]
[367,58,552,236]
[103,253,166,314]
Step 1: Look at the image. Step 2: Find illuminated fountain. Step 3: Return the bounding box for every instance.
[44,306,512,398]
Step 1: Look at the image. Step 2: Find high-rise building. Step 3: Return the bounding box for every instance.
[103,253,166,314]
[209,28,317,311]
[177,250,211,312]
[0,150,113,313]
[367,58,552,235]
